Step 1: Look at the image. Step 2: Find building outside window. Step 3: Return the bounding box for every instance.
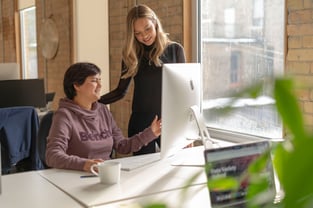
[230,51,240,84]
[197,0,285,139]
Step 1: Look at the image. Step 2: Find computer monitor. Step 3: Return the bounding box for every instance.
[161,63,202,158]
[45,92,55,104]
[0,63,20,80]
[0,79,46,108]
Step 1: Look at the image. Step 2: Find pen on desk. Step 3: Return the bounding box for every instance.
[80,175,97,178]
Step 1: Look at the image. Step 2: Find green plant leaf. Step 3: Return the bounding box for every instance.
[247,177,276,207]
[143,203,168,208]
[274,78,306,141]
[207,177,239,191]
[247,151,270,174]
[278,138,313,207]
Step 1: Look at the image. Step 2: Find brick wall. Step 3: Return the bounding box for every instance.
[286,0,313,128]
[35,0,73,110]
[0,0,17,62]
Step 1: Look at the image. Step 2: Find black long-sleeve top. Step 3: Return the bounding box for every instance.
[99,42,186,115]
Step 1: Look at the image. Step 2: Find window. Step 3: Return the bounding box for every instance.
[197,0,285,139]
[20,6,38,79]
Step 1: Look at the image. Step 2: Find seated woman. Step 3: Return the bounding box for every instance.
[45,62,161,172]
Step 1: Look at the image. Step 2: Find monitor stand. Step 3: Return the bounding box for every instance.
[170,105,220,167]
[189,105,219,149]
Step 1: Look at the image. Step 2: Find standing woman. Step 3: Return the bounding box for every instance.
[99,4,186,155]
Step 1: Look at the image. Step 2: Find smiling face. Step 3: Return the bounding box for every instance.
[74,74,102,104]
[133,17,157,46]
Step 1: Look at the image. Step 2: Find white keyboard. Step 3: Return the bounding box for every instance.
[113,152,161,171]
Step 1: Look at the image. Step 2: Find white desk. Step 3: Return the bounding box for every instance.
[38,146,210,207]
[94,184,211,208]
[0,142,236,208]
[0,171,83,208]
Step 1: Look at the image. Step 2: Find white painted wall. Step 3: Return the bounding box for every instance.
[72,0,110,94]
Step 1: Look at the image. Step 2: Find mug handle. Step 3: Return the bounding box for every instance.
[90,164,99,176]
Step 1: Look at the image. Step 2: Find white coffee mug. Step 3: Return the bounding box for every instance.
[90,161,121,184]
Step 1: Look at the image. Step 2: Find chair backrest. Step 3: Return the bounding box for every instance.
[37,111,54,168]
[1,106,42,174]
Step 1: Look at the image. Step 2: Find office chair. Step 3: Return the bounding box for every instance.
[37,111,54,169]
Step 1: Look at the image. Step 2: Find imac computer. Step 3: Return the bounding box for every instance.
[0,79,46,108]
[161,63,203,158]
[113,63,208,171]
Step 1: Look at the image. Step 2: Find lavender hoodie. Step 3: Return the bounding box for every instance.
[45,98,156,171]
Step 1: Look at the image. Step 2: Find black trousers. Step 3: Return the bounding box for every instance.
[128,112,160,155]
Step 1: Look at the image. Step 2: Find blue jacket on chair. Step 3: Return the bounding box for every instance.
[0,106,44,174]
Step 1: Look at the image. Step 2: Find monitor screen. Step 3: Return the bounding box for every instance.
[204,141,276,207]
[0,79,46,108]
[0,63,20,80]
[161,63,202,158]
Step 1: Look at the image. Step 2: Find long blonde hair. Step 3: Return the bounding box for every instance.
[122,4,171,78]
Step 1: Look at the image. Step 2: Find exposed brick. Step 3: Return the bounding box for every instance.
[287,0,304,11]
[288,10,313,24]
[35,0,73,110]
[1,0,17,62]
[298,100,304,112]
[295,88,311,101]
[288,36,302,48]
[311,62,313,73]
[309,88,313,100]
[304,0,313,8]
[302,35,313,47]
[287,23,313,36]
[303,114,313,125]
[286,61,311,74]
[295,74,313,86]
[304,101,313,113]
[287,48,313,61]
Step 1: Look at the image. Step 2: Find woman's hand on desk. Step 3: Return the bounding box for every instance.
[150,115,162,137]
[83,159,104,172]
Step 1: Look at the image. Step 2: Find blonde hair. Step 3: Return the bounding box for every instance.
[122,4,171,78]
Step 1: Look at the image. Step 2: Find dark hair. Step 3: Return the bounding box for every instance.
[63,62,101,99]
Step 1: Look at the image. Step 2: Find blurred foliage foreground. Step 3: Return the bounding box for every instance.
[141,78,313,208]
[268,78,313,208]
[205,78,313,208]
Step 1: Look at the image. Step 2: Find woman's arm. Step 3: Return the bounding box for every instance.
[98,62,132,104]
[110,114,161,155]
[98,76,131,104]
